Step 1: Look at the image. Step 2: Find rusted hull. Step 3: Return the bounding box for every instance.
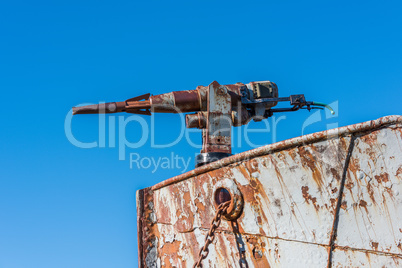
[137,115,402,267]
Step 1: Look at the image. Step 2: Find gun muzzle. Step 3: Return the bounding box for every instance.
[72,102,124,115]
[72,93,152,115]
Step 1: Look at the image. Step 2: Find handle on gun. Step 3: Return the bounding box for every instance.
[312,102,335,115]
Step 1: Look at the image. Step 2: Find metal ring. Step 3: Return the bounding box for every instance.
[213,179,244,220]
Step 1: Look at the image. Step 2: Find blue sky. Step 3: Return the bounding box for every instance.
[1,0,401,267]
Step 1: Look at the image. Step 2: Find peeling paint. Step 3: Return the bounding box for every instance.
[137,116,402,267]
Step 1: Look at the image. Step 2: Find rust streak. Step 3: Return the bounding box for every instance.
[334,244,402,258]
[371,241,379,251]
[301,186,320,211]
[327,136,356,268]
[375,173,390,184]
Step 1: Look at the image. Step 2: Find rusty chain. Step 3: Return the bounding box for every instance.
[192,201,231,268]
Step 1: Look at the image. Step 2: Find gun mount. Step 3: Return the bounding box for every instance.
[73,81,334,167]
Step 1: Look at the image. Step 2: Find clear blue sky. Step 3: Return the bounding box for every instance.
[1,1,401,267]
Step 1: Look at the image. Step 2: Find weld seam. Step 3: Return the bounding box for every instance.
[155,222,330,247]
[333,245,402,258]
[327,135,356,267]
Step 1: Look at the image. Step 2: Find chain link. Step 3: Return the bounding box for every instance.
[192,201,231,268]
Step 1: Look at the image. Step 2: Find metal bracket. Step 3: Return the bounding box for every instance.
[241,94,306,105]
[203,81,232,154]
[196,82,233,167]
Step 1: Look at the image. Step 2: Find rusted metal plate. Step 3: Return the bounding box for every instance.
[335,126,402,254]
[137,115,402,267]
[149,223,330,267]
[331,247,402,267]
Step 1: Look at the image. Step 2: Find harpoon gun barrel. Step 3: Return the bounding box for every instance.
[72,84,245,115]
[72,80,334,167]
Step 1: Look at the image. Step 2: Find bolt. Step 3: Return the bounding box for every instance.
[253,248,263,259]
[217,87,226,95]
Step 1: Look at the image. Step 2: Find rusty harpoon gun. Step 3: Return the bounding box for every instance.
[73,81,334,166]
